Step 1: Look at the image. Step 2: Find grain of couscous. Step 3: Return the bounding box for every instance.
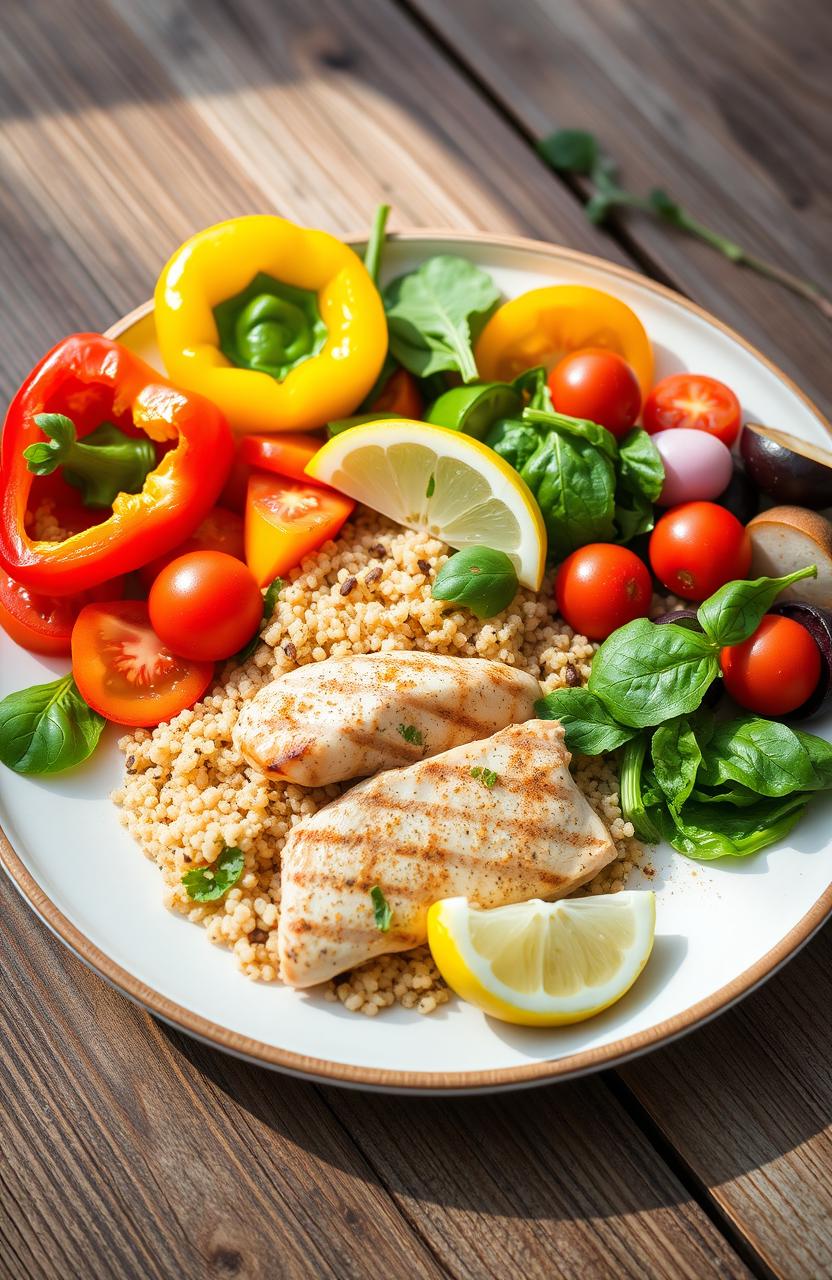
[113,508,644,1015]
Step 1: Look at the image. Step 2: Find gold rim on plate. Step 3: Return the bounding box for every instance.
[2,231,830,1093]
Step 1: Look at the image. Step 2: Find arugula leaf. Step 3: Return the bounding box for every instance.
[431,547,518,619]
[698,717,832,797]
[696,566,817,646]
[0,675,105,775]
[383,256,500,383]
[233,576,283,665]
[651,716,702,814]
[521,426,617,556]
[653,796,806,861]
[370,885,392,932]
[181,845,245,902]
[589,619,720,728]
[535,687,639,754]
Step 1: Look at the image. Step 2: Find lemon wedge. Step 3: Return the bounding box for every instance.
[427,892,656,1026]
[305,420,547,590]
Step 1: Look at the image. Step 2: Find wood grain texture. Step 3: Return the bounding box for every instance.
[410,0,832,418]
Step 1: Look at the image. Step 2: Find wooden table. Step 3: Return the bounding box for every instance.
[1,3,830,1276]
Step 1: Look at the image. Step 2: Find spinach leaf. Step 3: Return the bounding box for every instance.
[523,407,619,461]
[698,716,832,796]
[689,782,769,808]
[431,547,518,619]
[617,428,664,502]
[485,417,542,473]
[383,256,500,383]
[651,715,702,813]
[535,687,639,754]
[0,675,105,775]
[521,427,616,555]
[614,489,656,543]
[619,734,660,842]
[654,795,806,861]
[588,619,720,728]
[696,566,817,646]
[512,366,553,411]
[181,846,245,902]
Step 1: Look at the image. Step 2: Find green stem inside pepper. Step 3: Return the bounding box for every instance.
[23,413,156,509]
[213,272,328,381]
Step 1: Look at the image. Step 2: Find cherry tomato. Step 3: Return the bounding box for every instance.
[369,368,423,418]
[149,551,263,661]
[548,349,641,439]
[138,507,245,589]
[649,502,751,600]
[245,472,355,586]
[555,544,652,641]
[71,600,214,727]
[643,373,741,448]
[721,615,821,716]
[0,573,125,656]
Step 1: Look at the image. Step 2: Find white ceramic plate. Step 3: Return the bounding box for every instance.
[2,232,831,1094]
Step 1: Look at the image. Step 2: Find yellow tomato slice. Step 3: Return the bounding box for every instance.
[474,285,653,393]
[245,473,355,585]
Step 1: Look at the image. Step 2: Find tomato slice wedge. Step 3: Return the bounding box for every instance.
[245,472,355,586]
[0,573,125,656]
[239,433,328,485]
[71,600,214,727]
[642,373,741,447]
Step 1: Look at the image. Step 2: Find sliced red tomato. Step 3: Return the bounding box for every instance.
[369,368,423,418]
[642,373,741,448]
[239,433,327,485]
[138,507,245,588]
[245,472,355,586]
[0,572,125,656]
[71,599,214,727]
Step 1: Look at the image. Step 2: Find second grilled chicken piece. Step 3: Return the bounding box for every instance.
[278,719,617,987]
[234,651,540,787]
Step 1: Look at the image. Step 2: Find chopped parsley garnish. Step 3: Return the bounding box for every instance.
[370,885,392,932]
[470,766,498,789]
[398,723,423,746]
[181,845,245,902]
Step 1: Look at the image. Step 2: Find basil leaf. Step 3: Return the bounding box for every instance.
[698,716,832,796]
[370,885,392,932]
[653,795,806,861]
[0,675,105,775]
[431,547,518,619]
[651,716,702,813]
[696,566,817,646]
[181,845,245,902]
[617,428,664,503]
[383,256,500,384]
[589,619,720,728]
[535,688,638,754]
[619,734,660,842]
[485,417,542,473]
[521,427,616,556]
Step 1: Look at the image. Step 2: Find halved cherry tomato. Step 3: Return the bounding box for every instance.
[138,507,245,589]
[149,551,263,661]
[245,472,355,586]
[369,369,423,418]
[649,501,751,600]
[0,572,125,655]
[720,615,821,717]
[555,544,652,640]
[71,599,213,727]
[643,373,741,448]
[239,433,326,485]
[548,349,641,440]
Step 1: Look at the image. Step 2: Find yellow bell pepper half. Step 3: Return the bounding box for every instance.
[154,215,388,434]
[474,285,653,395]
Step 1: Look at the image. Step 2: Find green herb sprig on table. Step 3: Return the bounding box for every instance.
[537,565,831,860]
[537,129,832,320]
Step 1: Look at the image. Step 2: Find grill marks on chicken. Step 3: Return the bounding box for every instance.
[278,720,617,987]
[234,651,540,786]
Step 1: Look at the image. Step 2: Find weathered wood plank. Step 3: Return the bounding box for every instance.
[410,0,832,417]
[0,882,448,1280]
[618,925,832,1278]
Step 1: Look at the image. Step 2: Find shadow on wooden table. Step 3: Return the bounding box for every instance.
[155,921,831,1224]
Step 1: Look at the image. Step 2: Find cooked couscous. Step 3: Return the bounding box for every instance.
[112,508,644,1014]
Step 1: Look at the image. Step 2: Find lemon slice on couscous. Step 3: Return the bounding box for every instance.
[427,892,656,1026]
[305,420,547,590]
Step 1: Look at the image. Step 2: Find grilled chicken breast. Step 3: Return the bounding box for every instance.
[278,719,617,987]
[234,651,540,787]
